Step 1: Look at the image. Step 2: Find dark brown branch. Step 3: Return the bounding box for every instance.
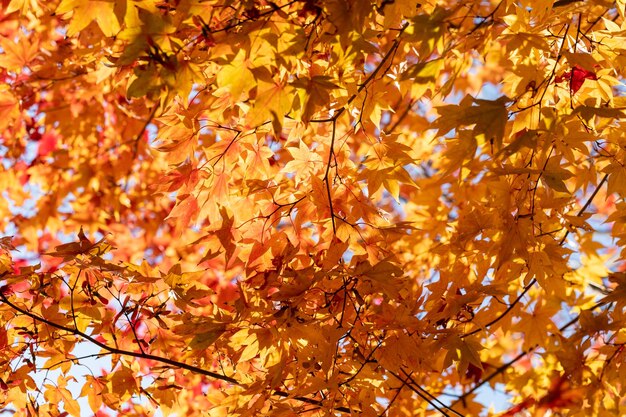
[0,292,238,383]
[312,23,408,235]
[451,298,609,408]
[462,173,609,338]
[558,173,609,246]
[177,0,300,53]
[0,293,353,413]
[311,22,408,124]
[324,120,338,234]
[553,0,584,7]
[383,99,416,135]
[398,370,466,417]
[388,371,455,417]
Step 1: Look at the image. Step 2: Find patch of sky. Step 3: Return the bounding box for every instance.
[276,216,291,232]
[416,99,438,123]
[475,82,503,101]
[342,247,354,263]
[383,189,407,218]
[404,161,425,182]
[58,191,77,215]
[144,247,164,266]
[2,183,42,220]
[613,81,626,96]
[473,16,488,26]
[27,338,109,415]
[22,134,41,164]
[475,383,514,415]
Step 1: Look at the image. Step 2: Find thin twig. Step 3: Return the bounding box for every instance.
[451,298,609,408]
[461,173,608,338]
[0,293,353,413]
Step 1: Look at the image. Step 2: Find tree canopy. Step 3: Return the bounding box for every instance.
[1,0,626,415]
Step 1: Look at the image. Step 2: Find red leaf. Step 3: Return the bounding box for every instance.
[570,66,597,93]
[14,161,30,185]
[165,194,198,230]
[465,362,483,383]
[0,328,8,349]
[556,65,597,94]
[37,131,57,157]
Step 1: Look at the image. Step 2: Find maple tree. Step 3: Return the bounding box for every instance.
[2,0,626,415]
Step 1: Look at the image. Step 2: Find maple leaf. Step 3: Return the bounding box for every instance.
[165,194,198,232]
[434,95,509,149]
[518,302,559,349]
[292,76,339,121]
[542,157,574,193]
[216,49,256,102]
[5,0,40,14]
[0,236,16,252]
[282,140,324,185]
[0,89,18,130]
[55,0,121,37]
[0,37,39,73]
[0,327,8,349]
[248,79,294,132]
[555,65,598,94]
[443,336,484,376]
[37,132,58,158]
[108,366,138,399]
[600,272,626,310]
[44,228,107,261]
[3,1,626,416]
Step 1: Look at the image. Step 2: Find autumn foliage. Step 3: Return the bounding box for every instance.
[2,0,626,415]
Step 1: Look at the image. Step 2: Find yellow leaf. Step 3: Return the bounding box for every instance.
[0,37,38,73]
[518,302,559,349]
[443,336,484,376]
[0,89,18,130]
[248,79,294,131]
[59,387,81,417]
[188,326,226,350]
[282,140,324,185]
[435,95,509,149]
[216,49,256,102]
[605,163,626,197]
[56,0,121,37]
[539,157,573,194]
[108,366,137,400]
[239,339,260,362]
[292,75,339,121]
[6,0,40,14]
[80,376,104,413]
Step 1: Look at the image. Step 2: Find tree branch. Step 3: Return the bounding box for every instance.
[0,293,353,413]
[451,298,609,408]
[461,173,609,338]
